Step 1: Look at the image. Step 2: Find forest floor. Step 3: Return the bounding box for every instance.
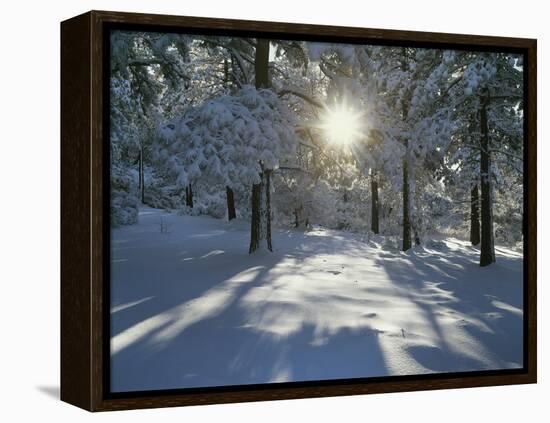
[110,207,524,392]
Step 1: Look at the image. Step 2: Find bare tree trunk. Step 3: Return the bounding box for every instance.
[255,38,269,88]
[470,183,481,246]
[226,186,236,220]
[400,51,412,252]
[371,172,379,234]
[414,226,421,246]
[139,145,145,203]
[265,169,273,252]
[402,146,412,251]
[248,169,273,253]
[224,58,230,90]
[249,38,271,254]
[479,93,495,266]
[249,180,262,254]
[185,184,193,208]
[294,205,304,228]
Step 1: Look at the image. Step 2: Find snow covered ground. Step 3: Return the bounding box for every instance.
[110,207,523,392]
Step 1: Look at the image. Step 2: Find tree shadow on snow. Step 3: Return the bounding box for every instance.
[110,212,523,392]
[374,243,523,373]
[110,222,389,392]
[112,315,388,392]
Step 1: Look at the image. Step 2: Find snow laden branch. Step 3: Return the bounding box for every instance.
[156,85,297,195]
[278,86,325,110]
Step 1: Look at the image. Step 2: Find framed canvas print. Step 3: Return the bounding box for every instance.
[60,10,537,411]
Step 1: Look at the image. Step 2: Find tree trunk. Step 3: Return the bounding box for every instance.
[400,51,412,252]
[224,58,229,89]
[413,222,421,246]
[185,184,193,208]
[265,170,273,251]
[226,186,236,220]
[139,145,145,203]
[249,38,272,254]
[255,39,270,88]
[470,184,481,246]
[294,205,304,228]
[479,94,495,266]
[248,170,273,253]
[371,172,379,234]
[402,148,412,251]
[249,177,263,254]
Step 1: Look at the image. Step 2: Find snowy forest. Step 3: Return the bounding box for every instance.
[110,30,525,392]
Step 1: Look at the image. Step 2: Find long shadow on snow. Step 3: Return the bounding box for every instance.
[111,226,389,392]
[110,210,290,339]
[111,225,373,340]
[112,316,388,392]
[374,243,523,372]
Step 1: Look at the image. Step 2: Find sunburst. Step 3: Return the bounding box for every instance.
[319,102,365,146]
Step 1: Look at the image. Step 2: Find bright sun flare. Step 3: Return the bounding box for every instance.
[320,104,364,146]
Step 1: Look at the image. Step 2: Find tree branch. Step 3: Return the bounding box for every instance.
[278,87,325,109]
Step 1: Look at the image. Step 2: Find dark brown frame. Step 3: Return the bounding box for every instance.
[61,10,537,412]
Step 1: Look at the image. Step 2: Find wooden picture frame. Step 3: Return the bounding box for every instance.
[61,10,536,411]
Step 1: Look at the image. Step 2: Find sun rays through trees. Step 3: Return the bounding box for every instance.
[109,29,525,392]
